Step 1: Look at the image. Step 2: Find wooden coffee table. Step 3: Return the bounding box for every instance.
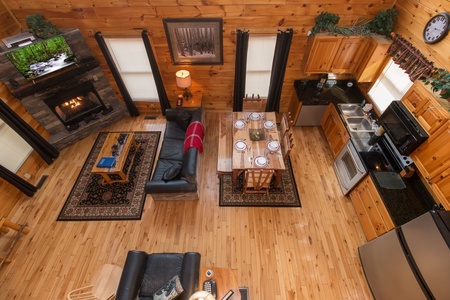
[91,132,138,185]
[200,267,241,300]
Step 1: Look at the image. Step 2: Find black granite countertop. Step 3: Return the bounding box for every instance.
[368,171,437,226]
[294,79,366,105]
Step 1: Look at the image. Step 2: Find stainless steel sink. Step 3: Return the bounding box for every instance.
[337,103,375,132]
[337,103,365,117]
[345,117,373,132]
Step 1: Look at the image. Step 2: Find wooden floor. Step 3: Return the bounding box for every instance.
[0,112,372,300]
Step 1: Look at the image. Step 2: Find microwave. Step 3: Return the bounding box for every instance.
[378,101,429,155]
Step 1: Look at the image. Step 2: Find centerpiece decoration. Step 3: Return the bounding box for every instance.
[249,128,265,141]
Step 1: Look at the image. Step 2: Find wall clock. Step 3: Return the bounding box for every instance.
[423,12,450,44]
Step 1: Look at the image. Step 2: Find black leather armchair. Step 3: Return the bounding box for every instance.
[116,251,201,300]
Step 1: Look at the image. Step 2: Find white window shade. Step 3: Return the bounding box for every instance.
[105,38,158,102]
[245,36,277,98]
[0,120,33,173]
[368,59,413,113]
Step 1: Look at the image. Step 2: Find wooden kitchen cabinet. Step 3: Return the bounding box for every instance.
[354,34,391,83]
[303,35,366,74]
[411,120,450,209]
[320,103,350,159]
[349,175,395,241]
[401,82,449,135]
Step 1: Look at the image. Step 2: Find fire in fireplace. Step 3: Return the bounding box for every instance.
[44,81,112,131]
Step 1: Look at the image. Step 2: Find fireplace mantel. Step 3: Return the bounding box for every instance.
[0,29,128,150]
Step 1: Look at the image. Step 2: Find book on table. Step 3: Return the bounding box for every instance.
[97,156,116,168]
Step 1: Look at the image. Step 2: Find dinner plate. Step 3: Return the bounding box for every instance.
[234,141,247,151]
[234,119,245,129]
[254,156,268,167]
[249,112,261,121]
[267,140,280,151]
[264,120,275,129]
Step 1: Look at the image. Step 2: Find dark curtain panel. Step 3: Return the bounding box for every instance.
[141,30,171,115]
[265,29,294,112]
[0,165,37,197]
[94,32,140,117]
[233,30,249,112]
[387,34,434,81]
[0,99,59,165]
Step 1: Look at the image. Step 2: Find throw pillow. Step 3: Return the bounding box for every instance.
[162,164,182,181]
[153,275,184,300]
[176,109,192,131]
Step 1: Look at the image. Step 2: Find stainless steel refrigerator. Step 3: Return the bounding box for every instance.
[359,210,450,299]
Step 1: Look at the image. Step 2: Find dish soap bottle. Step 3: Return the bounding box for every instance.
[368,125,385,146]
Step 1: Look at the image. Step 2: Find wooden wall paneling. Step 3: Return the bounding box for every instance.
[395,0,450,71]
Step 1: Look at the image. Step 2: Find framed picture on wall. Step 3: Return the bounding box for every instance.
[163,18,223,65]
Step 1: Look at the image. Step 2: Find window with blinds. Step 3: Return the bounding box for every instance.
[245,36,277,98]
[105,38,159,102]
[368,59,413,113]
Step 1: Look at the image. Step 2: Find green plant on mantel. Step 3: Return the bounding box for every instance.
[422,68,450,101]
[311,12,340,35]
[25,14,60,39]
[334,17,372,37]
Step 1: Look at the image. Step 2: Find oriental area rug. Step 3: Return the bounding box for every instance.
[57,131,160,221]
[219,158,301,207]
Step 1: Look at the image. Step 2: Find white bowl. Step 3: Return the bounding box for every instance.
[254,156,268,167]
[264,120,275,129]
[234,141,247,151]
[234,120,245,129]
[267,141,280,151]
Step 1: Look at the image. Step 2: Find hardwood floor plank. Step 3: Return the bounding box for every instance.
[0,112,372,299]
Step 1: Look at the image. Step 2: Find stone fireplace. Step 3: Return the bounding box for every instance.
[44,81,110,130]
[0,29,128,150]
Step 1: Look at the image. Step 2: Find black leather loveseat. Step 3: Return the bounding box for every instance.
[116,251,201,300]
[145,108,204,200]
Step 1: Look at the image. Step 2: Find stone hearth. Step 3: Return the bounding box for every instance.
[19,67,128,150]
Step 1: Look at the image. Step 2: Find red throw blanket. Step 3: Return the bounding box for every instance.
[184,121,204,153]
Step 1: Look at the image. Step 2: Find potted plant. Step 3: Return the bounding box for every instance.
[366,8,398,39]
[25,14,60,39]
[311,12,340,35]
[422,68,450,101]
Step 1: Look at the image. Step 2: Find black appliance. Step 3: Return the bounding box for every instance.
[378,101,428,155]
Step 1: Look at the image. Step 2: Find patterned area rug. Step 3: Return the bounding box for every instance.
[219,158,301,207]
[57,131,160,221]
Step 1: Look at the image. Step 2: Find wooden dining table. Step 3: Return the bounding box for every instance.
[232,112,286,188]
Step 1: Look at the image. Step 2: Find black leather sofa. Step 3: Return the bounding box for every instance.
[116,251,201,300]
[145,108,204,200]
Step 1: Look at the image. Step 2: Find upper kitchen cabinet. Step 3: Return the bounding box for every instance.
[354,35,391,83]
[302,34,366,74]
[401,82,449,135]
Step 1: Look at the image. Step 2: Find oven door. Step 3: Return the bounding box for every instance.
[333,140,367,195]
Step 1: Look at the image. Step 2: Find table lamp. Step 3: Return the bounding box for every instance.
[188,290,215,300]
[176,70,193,100]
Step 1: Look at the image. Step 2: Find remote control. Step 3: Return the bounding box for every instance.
[222,289,234,300]
[203,280,217,298]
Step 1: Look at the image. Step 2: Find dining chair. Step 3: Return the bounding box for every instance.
[66,263,123,300]
[280,112,293,139]
[243,169,275,194]
[281,132,294,162]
